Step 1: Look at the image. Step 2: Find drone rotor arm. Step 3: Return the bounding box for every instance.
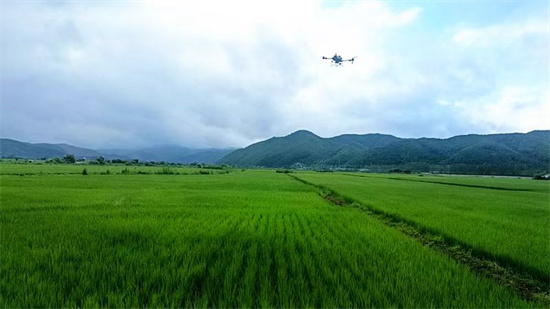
[342,56,357,62]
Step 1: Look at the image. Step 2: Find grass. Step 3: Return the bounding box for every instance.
[353,172,549,192]
[290,173,549,302]
[0,162,230,176]
[0,167,540,307]
[296,172,550,282]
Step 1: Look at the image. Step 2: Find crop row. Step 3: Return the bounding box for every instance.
[296,172,550,281]
[0,171,535,307]
[0,163,233,176]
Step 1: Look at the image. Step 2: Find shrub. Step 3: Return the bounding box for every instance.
[202,165,223,170]
[82,168,88,175]
[276,169,293,174]
[156,167,176,175]
[48,157,63,164]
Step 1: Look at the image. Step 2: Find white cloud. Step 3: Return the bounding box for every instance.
[453,19,548,47]
[457,86,549,133]
[1,1,548,148]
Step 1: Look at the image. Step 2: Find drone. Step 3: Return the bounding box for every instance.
[322,53,357,66]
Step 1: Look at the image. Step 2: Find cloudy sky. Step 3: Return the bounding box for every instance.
[1,1,548,149]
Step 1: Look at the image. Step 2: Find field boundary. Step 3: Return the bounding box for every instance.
[288,174,550,305]
[341,173,537,192]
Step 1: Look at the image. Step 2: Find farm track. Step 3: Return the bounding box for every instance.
[288,174,550,305]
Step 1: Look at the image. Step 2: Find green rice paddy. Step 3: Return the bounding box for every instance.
[297,172,550,280]
[1,163,547,307]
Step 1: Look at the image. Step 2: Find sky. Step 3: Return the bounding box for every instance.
[1,0,549,149]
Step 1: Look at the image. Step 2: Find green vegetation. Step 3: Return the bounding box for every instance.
[296,172,550,281]
[0,138,67,159]
[1,163,546,307]
[63,154,76,164]
[0,162,231,176]
[3,131,549,175]
[275,169,293,173]
[218,130,550,176]
[219,130,399,168]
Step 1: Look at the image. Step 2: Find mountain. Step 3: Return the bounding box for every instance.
[220,130,331,167]
[35,143,104,159]
[0,138,233,164]
[3,130,549,174]
[178,149,235,164]
[0,139,67,159]
[98,146,194,163]
[349,131,550,168]
[218,130,550,175]
[220,130,400,167]
[0,139,104,160]
[97,146,234,164]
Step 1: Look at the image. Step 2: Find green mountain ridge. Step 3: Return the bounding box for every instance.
[218,130,550,175]
[2,130,548,175]
[0,139,68,159]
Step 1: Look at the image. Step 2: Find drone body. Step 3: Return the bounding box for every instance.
[322,53,356,66]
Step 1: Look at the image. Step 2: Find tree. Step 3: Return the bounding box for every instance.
[63,154,76,164]
[47,157,62,164]
[96,156,105,165]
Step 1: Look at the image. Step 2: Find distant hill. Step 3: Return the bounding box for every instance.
[218,130,550,175]
[0,139,105,160]
[0,139,68,159]
[34,143,105,159]
[178,149,235,164]
[220,130,399,167]
[0,139,234,164]
[3,130,548,174]
[97,146,234,164]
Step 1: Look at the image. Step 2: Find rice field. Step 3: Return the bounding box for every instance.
[0,164,546,307]
[0,162,228,176]
[296,172,550,281]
